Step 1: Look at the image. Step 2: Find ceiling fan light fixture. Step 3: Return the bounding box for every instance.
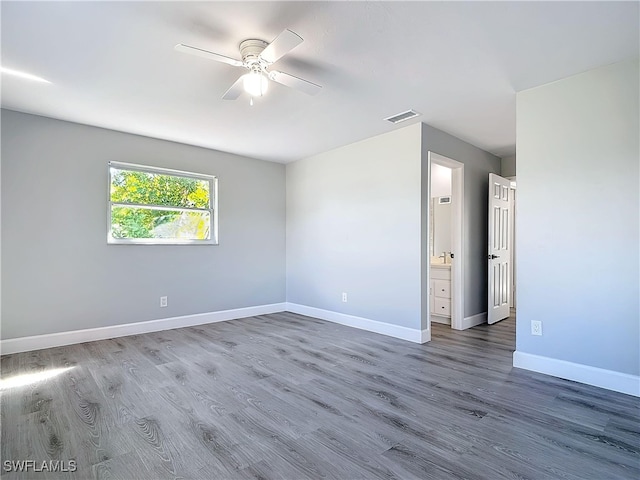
[243,72,268,97]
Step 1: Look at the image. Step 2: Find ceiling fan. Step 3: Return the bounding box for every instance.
[175,29,322,101]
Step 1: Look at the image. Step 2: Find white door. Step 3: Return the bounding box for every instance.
[488,173,511,324]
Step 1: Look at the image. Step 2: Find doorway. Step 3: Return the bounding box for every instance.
[427,152,464,332]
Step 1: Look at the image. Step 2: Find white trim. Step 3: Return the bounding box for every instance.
[286,303,427,344]
[0,303,287,355]
[509,182,516,309]
[458,312,487,330]
[513,351,640,397]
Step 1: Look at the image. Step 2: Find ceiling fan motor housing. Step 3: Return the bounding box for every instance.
[240,39,269,68]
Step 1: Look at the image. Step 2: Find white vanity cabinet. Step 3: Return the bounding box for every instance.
[430,265,451,323]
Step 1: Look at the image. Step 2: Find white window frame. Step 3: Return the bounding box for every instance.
[108,161,218,245]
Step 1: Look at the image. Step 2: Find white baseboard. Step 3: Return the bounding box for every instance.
[459,312,487,330]
[286,303,428,344]
[430,315,451,325]
[513,351,640,397]
[420,328,430,343]
[462,312,487,330]
[0,303,287,355]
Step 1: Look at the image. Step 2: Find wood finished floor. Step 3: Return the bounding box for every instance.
[1,312,639,479]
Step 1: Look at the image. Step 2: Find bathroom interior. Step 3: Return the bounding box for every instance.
[429,163,454,326]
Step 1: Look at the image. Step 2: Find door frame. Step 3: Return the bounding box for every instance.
[505,177,516,309]
[427,152,465,331]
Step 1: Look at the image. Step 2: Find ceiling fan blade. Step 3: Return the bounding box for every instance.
[222,75,245,100]
[175,43,244,67]
[269,70,322,96]
[259,29,303,64]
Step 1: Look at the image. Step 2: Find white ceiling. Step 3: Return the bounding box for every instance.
[2,1,638,163]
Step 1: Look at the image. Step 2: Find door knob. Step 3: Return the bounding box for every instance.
[488,254,500,259]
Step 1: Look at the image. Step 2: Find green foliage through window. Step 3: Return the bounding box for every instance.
[109,163,216,244]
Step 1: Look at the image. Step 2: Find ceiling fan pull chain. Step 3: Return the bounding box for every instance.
[250,97,254,107]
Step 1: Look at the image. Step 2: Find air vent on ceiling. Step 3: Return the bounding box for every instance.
[385,109,421,124]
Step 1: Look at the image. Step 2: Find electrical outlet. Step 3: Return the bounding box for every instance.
[160,296,168,308]
[531,320,542,336]
[342,292,348,303]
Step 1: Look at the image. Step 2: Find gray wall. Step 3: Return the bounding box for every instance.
[501,155,517,177]
[420,124,501,323]
[1,110,286,339]
[516,59,639,375]
[287,124,423,330]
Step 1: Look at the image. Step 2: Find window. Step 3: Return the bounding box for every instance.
[108,162,217,245]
